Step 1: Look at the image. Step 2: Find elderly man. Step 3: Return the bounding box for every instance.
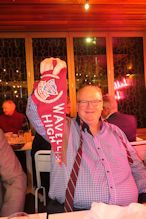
[26,57,146,213]
[101,94,137,142]
[0,129,27,216]
[0,100,29,134]
[0,100,30,173]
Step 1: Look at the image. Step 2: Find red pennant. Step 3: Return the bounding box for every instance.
[31,60,67,166]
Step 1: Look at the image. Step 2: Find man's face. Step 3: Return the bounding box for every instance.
[77,86,103,127]
[2,102,15,116]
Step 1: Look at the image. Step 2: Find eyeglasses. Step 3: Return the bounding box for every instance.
[77,99,102,107]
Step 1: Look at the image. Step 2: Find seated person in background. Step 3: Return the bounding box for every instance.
[0,100,29,173]
[0,100,29,134]
[101,94,137,142]
[0,129,27,216]
[26,57,146,213]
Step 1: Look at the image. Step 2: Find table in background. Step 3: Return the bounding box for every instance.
[5,133,34,193]
[130,131,146,164]
[16,140,34,193]
[136,128,146,140]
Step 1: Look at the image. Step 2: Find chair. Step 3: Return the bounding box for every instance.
[130,140,146,165]
[34,150,51,213]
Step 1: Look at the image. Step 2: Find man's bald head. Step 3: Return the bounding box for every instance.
[2,100,16,116]
[77,85,102,102]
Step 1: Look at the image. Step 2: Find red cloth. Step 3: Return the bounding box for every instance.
[0,111,24,134]
[31,60,67,166]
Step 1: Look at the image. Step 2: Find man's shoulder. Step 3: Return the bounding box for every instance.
[117,112,136,122]
[109,112,136,121]
[65,117,75,128]
[103,120,121,131]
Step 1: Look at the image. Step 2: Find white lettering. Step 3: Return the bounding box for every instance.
[45,123,53,128]
[55,133,63,138]
[55,123,63,131]
[49,136,56,143]
[54,115,64,124]
[41,103,65,155]
[56,139,62,145]
[53,103,64,114]
[47,128,54,135]
[41,114,52,123]
[57,146,62,151]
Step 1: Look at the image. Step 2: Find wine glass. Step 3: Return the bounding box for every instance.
[18,130,24,143]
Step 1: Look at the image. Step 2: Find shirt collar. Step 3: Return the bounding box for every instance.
[76,115,103,135]
[105,112,115,120]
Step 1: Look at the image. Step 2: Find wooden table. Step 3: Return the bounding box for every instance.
[136,128,146,140]
[136,135,146,141]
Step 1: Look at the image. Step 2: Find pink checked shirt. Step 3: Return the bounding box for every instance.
[49,119,146,209]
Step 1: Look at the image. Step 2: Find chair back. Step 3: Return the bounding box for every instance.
[130,141,146,164]
[35,150,51,188]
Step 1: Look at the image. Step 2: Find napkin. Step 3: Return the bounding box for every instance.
[84,202,146,219]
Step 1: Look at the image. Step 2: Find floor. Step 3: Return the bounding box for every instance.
[24,193,48,214]
[21,152,50,214]
[24,173,50,214]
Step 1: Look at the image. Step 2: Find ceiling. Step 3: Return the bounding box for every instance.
[0,0,146,32]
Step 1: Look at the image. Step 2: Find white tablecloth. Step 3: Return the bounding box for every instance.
[1,212,47,219]
[49,211,89,219]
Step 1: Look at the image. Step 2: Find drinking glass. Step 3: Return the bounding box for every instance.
[24,130,32,143]
[18,130,24,137]
[18,130,24,143]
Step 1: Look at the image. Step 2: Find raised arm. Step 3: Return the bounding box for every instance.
[26,57,67,165]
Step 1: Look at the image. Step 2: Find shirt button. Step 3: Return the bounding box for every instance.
[102,158,104,161]
[107,170,110,173]
[97,147,100,149]
[110,186,113,189]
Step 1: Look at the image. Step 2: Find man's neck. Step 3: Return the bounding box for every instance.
[89,121,101,136]
[76,116,102,136]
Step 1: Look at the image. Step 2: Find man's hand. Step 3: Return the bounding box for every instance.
[40,57,67,75]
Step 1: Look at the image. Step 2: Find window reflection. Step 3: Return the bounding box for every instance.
[112,37,145,128]
[0,38,27,114]
[73,37,108,94]
[32,38,67,80]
